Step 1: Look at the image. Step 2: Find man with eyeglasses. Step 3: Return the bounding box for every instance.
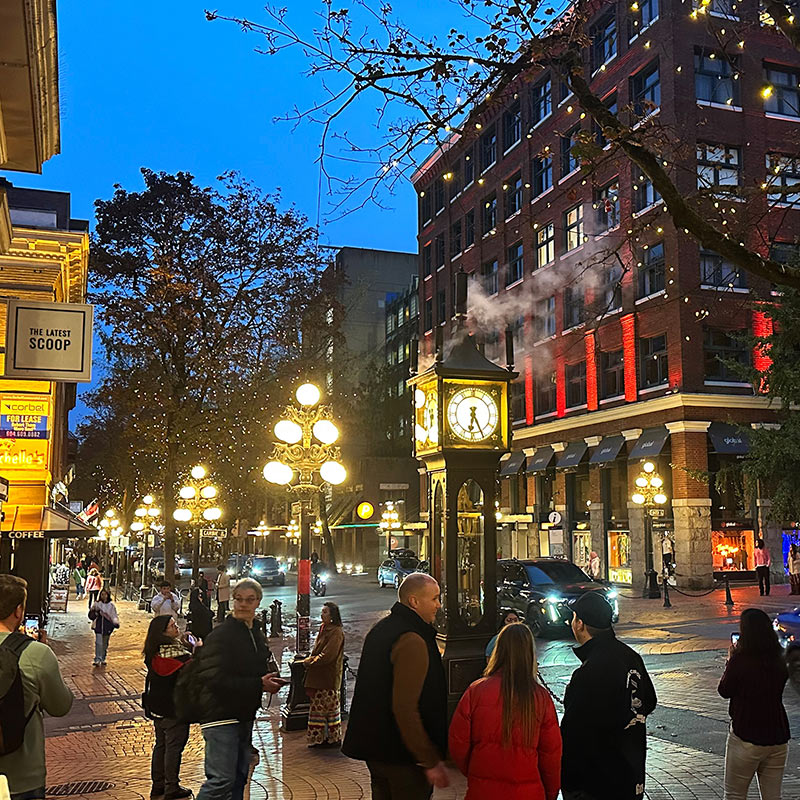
[193,578,285,799]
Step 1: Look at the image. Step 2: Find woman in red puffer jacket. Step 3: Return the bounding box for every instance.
[449,622,561,800]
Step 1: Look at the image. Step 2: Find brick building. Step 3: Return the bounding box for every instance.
[411,0,799,590]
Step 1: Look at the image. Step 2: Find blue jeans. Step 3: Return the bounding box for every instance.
[197,721,254,800]
[94,633,110,663]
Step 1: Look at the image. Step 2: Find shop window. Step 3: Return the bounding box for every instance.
[568,469,591,521]
[695,50,739,106]
[703,327,749,381]
[640,333,668,387]
[638,242,665,297]
[608,530,632,584]
[713,529,755,571]
[603,459,629,525]
[535,470,555,516]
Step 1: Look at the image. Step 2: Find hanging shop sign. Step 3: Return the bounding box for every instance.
[4,299,94,382]
[200,528,226,539]
[0,396,49,439]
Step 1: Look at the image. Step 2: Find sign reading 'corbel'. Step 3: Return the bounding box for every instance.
[4,299,93,382]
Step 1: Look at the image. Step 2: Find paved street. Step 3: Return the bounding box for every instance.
[37,577,800,799]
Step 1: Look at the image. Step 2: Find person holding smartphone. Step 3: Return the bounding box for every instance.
[718,608,789,799]
[142,614,195,800]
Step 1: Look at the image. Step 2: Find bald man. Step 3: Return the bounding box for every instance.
[342,573,449,798]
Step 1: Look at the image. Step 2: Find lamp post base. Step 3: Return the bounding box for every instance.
[645,568,661,599]
[280,654,310,731]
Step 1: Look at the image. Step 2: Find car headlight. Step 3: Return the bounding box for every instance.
[279,565,286,573]
[546,595,563,604]
[320,573,329,582]
[355,564,363,573]
[607,589,618,599]
[252,568,262,575]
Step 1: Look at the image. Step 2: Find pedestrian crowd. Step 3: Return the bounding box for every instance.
[0,564,794,800]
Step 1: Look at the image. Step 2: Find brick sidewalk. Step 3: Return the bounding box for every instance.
[37,587,800,799]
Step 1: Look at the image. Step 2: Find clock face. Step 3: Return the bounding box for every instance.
[447,387,499,443]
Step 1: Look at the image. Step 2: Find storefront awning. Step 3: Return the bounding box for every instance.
[526,446,554,472]
[499,451,526,476]
[557,441,588,469]
[589,435,626,465]
[0,504,99,539]
[629,427,669,460]
[708,422,750,455]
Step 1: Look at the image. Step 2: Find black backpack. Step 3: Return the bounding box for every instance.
[173,654,203,724]
[0,632,35,755]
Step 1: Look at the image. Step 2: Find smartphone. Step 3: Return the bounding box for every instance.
[24,616,39,640]
[185,633,198,648]
[731,632,740,645]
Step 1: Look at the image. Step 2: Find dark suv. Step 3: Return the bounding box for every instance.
[244,555,286,586]
[497,558,620,636]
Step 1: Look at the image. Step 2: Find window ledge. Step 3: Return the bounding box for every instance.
[534,261,556,275]
[480,163,496,177]
[559,94,574,107]
[531,111,553,131]
[597,307,622,320]
[562,244,585,258]
[424,274,433,281]
[450,191,462,204]
[451,251,463,261]
[563,323,586,335]
[558,168,581,185]
[566,403,589,411]
[435,208,444,217]
[464,180,475,191]
[436,265,445,272]
[464,243,475,254]
[535,410,558,420]
[533,333,557,345]
[628,16,659,43]
[765,112,800,124]
[704,380,752,388]
[505,209,522,222]
[696,100,743,113]
[700,284,749,293]
[594,225,621,239]
[505,278,524,291]
[632,202,661,218]
[591,53,618,78]
[531,186,554,203]
[599,394,625,405]
[635,289,666,305]
[640,383,668,394]
[503,140,521,157]
[708,10,740,20]
[632,108,661,130]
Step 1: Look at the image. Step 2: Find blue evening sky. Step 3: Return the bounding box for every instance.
[13,0,467,252]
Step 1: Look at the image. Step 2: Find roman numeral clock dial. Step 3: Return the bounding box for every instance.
[446,387,499,443]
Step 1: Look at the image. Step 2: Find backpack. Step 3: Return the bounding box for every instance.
[173,655,203,724]
[0,633,35,755]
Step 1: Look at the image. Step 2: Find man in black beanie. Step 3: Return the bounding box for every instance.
[560,592,657,800]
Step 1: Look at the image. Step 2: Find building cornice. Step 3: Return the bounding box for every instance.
[665,420,712,434]
[513,393,775,444]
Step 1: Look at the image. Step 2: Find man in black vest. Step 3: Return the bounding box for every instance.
[342,572,450,799]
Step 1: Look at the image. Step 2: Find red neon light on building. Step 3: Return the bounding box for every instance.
[524,354,534,424]
[621,313,637,402]
[752,309,773,386]
[556,357,566,418]
[585,333,598,411]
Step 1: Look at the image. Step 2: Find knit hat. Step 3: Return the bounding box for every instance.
[569,592,613,629]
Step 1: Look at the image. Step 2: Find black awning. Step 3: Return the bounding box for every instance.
[557,441,588,469]
[708,422,750,455]
[629,427,669,460]
[526,446,555,472]
[499,451,526,477]
[589,435,626,465]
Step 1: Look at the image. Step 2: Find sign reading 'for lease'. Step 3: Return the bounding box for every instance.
[4,299,93,382]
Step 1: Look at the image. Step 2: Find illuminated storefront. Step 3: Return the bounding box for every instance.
[712,526,756,573]
[608,529,632,584]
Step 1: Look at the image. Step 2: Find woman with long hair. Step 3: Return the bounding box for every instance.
[85,567,103,609]
[142,614,194,800]
[88,588,119,667]
[303,601,345,747]
[718,607,790,800]
[485,610,521,660]
[787,543,800,595]
[449,622,561,800]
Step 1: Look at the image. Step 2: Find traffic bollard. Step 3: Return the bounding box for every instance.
[724,574,735,606]
[270,599,283,637]
[662,575,672,608]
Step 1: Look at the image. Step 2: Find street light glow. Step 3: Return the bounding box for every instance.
[173,508,192,522]
[130,521,145,532]
[134,507,147,517]
[632,493,646,505]
[200,485,218,500]
[643,461,656,473]
[296,383,321,406]
[275,419,303,444]
[654,493,668,505]
[148,507,161,516]
[179,486,197,500]
[635,477,648,488]
[142,494,154,505]
[312,419,339,444]
[263,461,293,485]
[320,460,347,485]
[650,476,664,488]
[191,465,207,480]
[202,507,222,521]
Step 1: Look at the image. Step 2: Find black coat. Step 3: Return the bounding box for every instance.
[342,602,448,765]
[192,615,271,723]
[188,591,214,639]
[560,631,657,800]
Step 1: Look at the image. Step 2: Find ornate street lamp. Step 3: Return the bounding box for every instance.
[379,501,403,556]
[172,465,223,582]
[131,494,163,596]
[631,461,668,600]
[263,382,345,730]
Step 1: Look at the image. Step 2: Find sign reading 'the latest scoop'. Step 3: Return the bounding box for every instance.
[4,299,93,382]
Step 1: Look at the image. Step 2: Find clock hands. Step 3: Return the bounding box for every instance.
[467,403,487,436]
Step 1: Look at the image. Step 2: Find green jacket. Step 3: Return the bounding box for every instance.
[0,631,74,793]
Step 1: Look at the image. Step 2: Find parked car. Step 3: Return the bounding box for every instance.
[176,553,193,569]
[773,607,800,686]
[497,557,620,637]
[226,553,247,578]
[244,555,286,586]
[378,550,423,589]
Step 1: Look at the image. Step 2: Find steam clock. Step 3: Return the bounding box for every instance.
[409,334,515,711]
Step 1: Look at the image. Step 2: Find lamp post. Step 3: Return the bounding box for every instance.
[379,501,402,556]
[131,494,162,595]
[285,519,300,569]
[631,461,668,599]
[173,466,223,584]
[98,509,123,586]
[263,382,345,730]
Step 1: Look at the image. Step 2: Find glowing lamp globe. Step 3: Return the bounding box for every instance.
[134,507,147,518]
[263,461,293,485]
[202,507,222,521]
[275,419,303,444]
[632,493,646,505]
[654,493,668,505]
[143,494,155,505]
[173,508,192,522]
[179,486,197,500]
[130,521,145,532]
[191,465,207,480]
[650,476,664,489]
[105,509,115,518]
[635,477,648,488]
[643,462,656,473]
[296,383,321,407]
[320,461,347,485]
[312,419,339,445]
[200,485,218,500]
[148,507,161,517]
